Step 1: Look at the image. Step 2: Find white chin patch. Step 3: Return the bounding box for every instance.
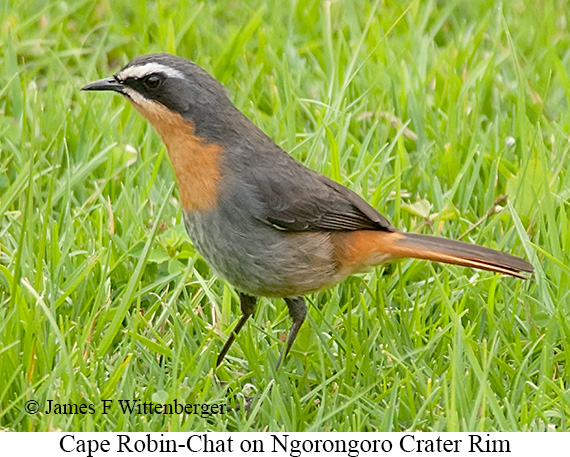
[121,86,147,105]
[116,62,184,81]
[121,86,170,121]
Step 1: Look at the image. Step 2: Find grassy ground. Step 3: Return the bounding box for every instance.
[1,0,568,432]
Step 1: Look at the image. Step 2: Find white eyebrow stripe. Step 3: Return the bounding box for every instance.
[116,62,184,80]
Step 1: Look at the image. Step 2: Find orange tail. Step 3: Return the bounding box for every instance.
[335,230,534,279]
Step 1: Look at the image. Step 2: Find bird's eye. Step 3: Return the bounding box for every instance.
[144,75,162,89]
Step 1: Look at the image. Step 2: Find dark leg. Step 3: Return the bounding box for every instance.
[216,293,256,367]
[275,296,307,370]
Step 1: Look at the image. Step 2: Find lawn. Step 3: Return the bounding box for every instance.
[0,0,568,431]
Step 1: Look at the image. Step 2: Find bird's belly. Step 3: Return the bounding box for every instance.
[183,211,338,297]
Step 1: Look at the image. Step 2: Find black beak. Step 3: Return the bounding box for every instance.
[81,77,123,93]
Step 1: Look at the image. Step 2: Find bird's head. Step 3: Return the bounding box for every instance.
[82,53,232,138]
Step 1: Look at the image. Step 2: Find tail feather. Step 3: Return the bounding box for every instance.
[383,232,534,279]
[335,230,534,279]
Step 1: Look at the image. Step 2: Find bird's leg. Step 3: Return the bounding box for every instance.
[275,296,307,370]
[216,293,256,367]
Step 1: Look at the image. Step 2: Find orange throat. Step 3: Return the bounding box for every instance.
[129,98,222,212]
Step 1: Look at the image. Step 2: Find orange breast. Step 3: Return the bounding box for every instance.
[130,99,222,212]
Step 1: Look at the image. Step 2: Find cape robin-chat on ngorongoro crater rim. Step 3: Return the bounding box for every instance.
[82,53,534,370]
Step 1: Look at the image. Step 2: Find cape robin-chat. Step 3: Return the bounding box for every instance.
[83,53,534,369]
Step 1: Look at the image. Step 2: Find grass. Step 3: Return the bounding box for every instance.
[0,0,569,431]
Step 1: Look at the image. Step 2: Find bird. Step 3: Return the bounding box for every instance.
[82,53,534,370]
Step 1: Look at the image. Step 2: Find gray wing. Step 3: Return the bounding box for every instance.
[248,154,395,232]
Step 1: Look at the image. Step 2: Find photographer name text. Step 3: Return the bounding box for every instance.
[38,399,226,417]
